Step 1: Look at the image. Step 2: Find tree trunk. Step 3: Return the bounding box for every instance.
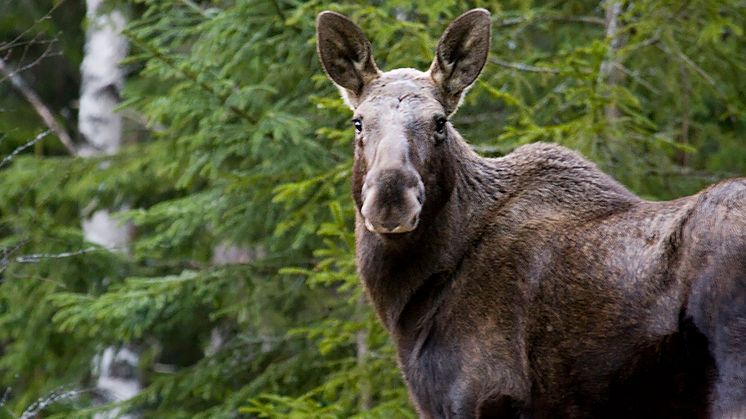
[356,295,372,411]
[78,1,140,417]
[600,0,625,124]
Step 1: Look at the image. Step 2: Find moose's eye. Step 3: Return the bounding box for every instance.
[435,116,447,135]
[352,118,363,134]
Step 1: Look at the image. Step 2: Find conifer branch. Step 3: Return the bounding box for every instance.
[179,0,211,17]
[124,29,257,125]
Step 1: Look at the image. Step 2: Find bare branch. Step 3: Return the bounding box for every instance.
[15,246,108,264]
[623,31,661,54]
[269,0,286,21]
[644,168,738,181]
[613,63,660,94]
[0,130,51,169]
[0,386,10,406]
[489,57,560,74]
[20,387,88,419]
[0,38,61,85]
[0,0,67,53]
[1,240,29,275]
[0,57,76,154]
[496,14,604,28]
[656,44,716,86]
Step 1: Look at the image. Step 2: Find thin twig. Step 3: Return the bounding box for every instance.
[495,16,530,27]
[0,0,67,53]
[613,63,660,94]
[179,0,211,17]
[0,38,62,85]
[0,130,51,169]
[0,57,76,154]
[531,80,570,113]
[0,387,10,406]
[269,0,286,21]
[656,44,716,86]
[15,246,105,264]
[496,14,604,28]
[624,32,661,53]
[489,57,560,74]
[644,168,739,180]
[1,240,29,275]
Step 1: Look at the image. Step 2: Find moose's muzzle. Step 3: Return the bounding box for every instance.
[361,168,424,234]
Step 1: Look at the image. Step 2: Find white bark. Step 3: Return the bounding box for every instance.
[78,0,127,157]
[79,0,131,252]
[82,210,131,251]
[92,347,141,418]
[78,1,140,417]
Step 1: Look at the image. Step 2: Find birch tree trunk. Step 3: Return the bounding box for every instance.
[600,0,625,124]
[78,1,140,416]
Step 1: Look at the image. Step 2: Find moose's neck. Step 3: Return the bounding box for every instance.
[355,132,513,333]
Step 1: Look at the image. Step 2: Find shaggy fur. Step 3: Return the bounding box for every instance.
[317,9,746,419]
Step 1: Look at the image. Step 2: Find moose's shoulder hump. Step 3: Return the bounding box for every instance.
[504,142,639,203]
[508,142,596,171]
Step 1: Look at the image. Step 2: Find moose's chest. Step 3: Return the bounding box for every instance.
[397,314,531,418]
[399,324,467,418]
[392,264,531,418]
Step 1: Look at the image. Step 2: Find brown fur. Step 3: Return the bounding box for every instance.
[317,9,746,419]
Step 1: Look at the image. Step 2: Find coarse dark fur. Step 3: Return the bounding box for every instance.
[316,9,746,419]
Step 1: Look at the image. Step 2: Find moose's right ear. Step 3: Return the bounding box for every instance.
[430,9,491,115]
[316,11,380,108]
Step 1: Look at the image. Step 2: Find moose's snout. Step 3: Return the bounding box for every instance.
[361,169,424,234]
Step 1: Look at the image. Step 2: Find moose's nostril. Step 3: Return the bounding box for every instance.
[381,220,400,231]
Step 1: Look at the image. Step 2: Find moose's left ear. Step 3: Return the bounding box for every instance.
[430,9,491,115]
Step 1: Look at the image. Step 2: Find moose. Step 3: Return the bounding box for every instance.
[316,8,746,418]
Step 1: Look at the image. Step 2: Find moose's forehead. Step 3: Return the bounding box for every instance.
[358,69,442,114]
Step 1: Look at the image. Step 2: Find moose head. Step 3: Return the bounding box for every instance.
[316,9,491,235]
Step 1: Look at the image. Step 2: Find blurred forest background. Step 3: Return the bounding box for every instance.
[0,0,744,417]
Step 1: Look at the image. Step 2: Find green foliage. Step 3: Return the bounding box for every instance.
[0,0,744,417]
